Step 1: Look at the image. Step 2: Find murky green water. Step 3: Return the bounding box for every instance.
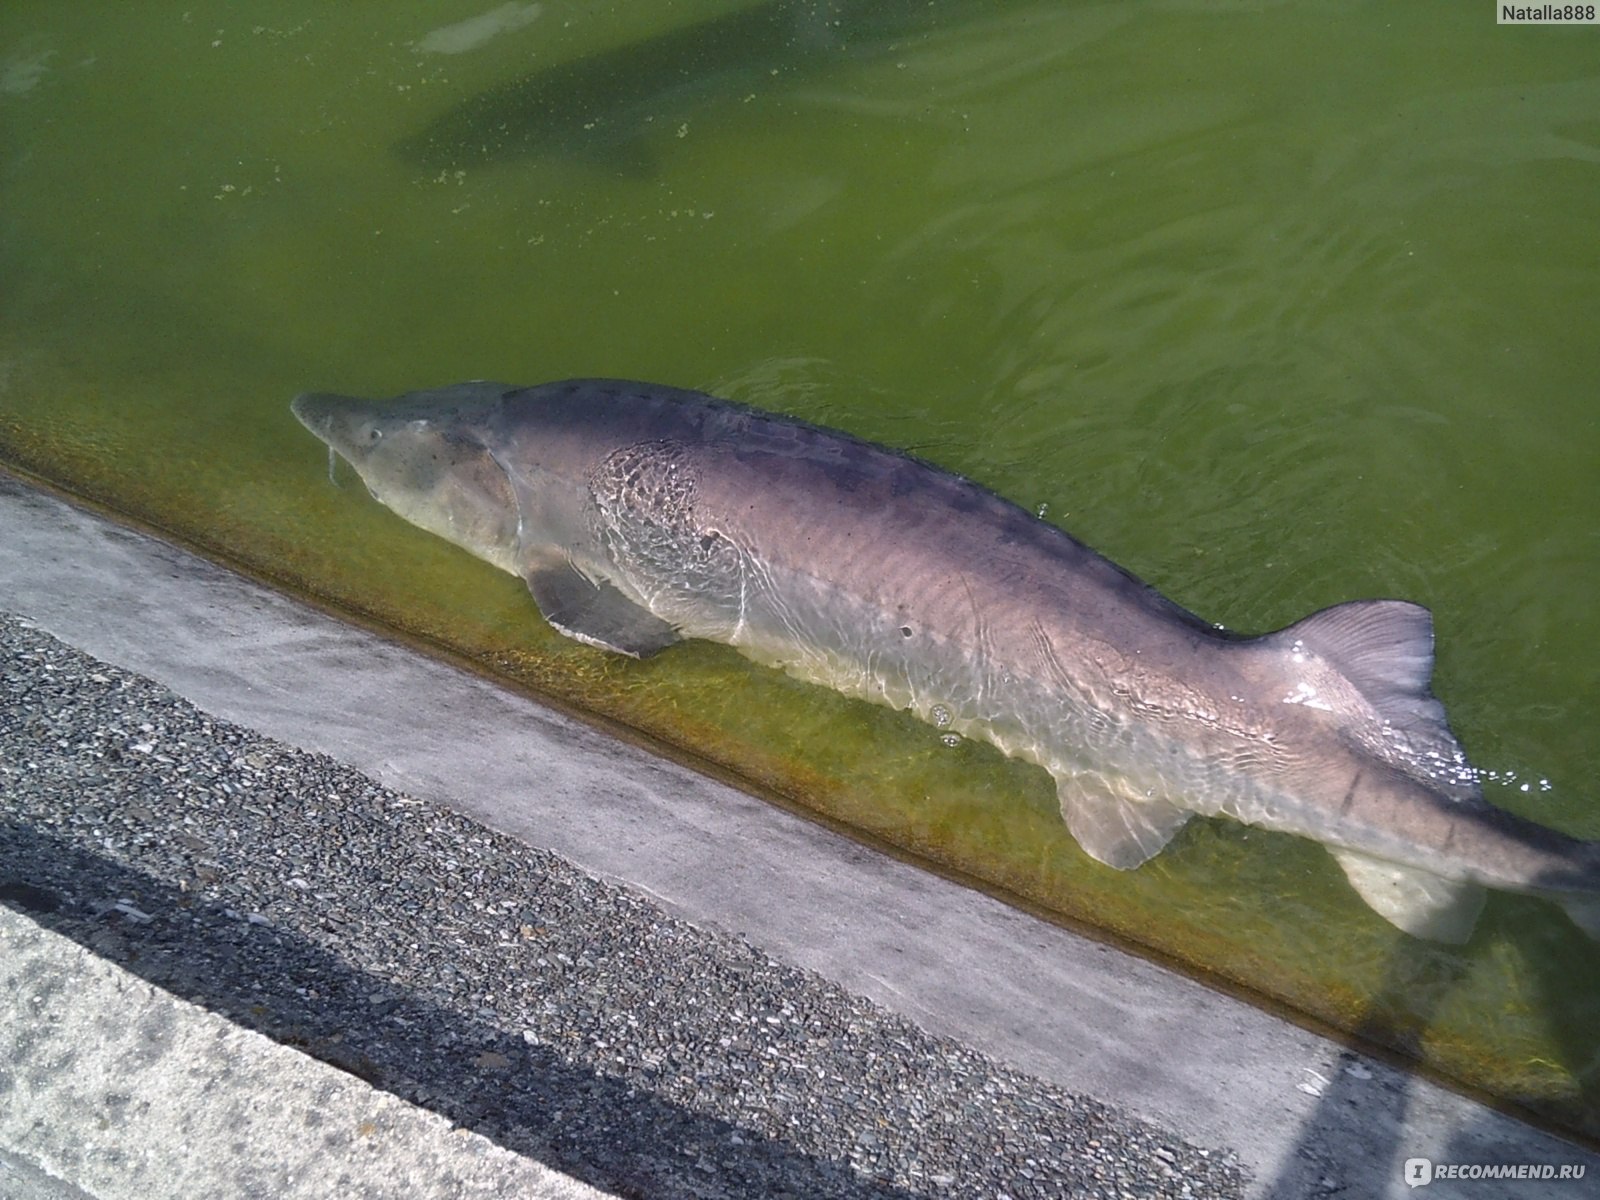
[3,1,1598,1135]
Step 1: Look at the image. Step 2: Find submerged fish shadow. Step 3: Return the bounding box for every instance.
[1265,900,1600,1196]
[392,0,966,176]
[394,2,814,176]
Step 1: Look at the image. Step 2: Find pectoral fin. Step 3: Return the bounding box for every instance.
[1330,848,1485,943]
[1055,775,1192,869]
[522,560,682,658]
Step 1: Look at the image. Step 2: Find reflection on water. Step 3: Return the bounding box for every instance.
[1,0,1598,1139]
[415,3,545,58]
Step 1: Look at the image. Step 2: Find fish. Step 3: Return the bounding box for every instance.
[291,379,1600,944]
[394,0,963,175]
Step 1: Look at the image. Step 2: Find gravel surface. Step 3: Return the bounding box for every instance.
[0,609,1246,1199]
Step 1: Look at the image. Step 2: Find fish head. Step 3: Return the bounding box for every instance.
[291,384,523,572]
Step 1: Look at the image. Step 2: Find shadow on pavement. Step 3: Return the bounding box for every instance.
[1265,895,1600,1198]
[0,825,921,1200]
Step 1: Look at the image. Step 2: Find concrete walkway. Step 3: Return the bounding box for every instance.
[1,469,1594,1199]
[0,907,610,1200]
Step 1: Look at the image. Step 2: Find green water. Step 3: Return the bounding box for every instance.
[3,0,1598,1135]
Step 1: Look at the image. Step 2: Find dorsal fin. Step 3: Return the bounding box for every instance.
[1267,600,1442,729]
[1257,600,1480,801]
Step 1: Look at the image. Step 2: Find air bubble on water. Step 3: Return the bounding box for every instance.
[1478,766,1555,794]
[940,733,961,748]
[930,703,952,728]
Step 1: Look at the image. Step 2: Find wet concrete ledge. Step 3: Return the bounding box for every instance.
[1,468,1593,1199]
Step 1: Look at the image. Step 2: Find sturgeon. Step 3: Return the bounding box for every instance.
[395,0,964,174]
[291,379,1600,943]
